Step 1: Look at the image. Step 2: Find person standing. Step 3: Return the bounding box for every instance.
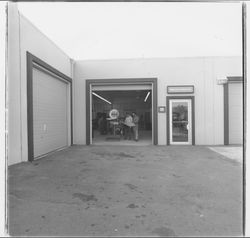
[98,113,107,135]
[124,112,134,140]
[132,112,139,141]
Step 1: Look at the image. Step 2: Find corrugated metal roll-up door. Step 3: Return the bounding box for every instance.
[228,82,243,144]
[33,67,69,158]
[92,84,152,91]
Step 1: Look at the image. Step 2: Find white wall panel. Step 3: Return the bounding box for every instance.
[74,56,241,145]
[33,68,68,158]
[19,15,72,163]
[228,83,243,144]
[7,3,22,165]
[203,57,215,144]
[7,2,72,164]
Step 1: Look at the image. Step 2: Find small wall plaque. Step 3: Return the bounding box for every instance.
[158,106,166,113]
[167,85,194,94]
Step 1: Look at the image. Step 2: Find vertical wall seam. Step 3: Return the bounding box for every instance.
[5,4,9,165]
[166,97,169,145]
[70,58,74,145]
[18,11,22,162]
[203,57,206,144]
[5,3,9,233]
[86,80,90,145]
[224,83,229,145]
[212,58,215,145]
[242,3,246,235]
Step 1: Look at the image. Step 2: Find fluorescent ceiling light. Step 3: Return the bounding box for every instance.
[144,91,151,102]
[92,92,112,104]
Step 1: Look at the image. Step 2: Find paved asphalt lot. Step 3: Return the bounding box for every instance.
[8,145,243,236]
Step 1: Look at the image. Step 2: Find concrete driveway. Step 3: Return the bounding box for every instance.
[8,145,243,236]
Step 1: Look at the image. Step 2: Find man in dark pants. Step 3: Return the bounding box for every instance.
[123,112,134,140]
[132,112,139,141]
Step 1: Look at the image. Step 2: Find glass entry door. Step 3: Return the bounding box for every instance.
[169,99,192,145]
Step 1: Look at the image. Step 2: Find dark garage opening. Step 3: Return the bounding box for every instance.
[92,90,152,145]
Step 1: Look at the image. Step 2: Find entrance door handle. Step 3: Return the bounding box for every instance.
[186,124,190,130]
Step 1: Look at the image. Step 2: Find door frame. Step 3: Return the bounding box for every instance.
[27,52,73,162]
[167,96,195,145]
[86,78,158,145]
[169,98,192,145]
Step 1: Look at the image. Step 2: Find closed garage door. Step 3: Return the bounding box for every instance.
[228,82,243,144]
[33,67,69,158]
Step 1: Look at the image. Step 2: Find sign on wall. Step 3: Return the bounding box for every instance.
[158,106,166,113]
[167,85,194,94]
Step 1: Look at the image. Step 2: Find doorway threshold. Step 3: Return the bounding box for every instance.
[92,140,152,146]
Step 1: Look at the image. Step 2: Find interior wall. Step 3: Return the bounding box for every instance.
[7,2,72,165]
[93,91,151,112]
[74,56,241,145]
[92,91,152,129]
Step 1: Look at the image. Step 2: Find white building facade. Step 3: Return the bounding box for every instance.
[7,3,243,165]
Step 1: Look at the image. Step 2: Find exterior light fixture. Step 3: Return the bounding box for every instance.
[92,92,112,104]
[144,91,151,102]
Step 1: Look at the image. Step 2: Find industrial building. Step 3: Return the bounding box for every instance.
[7,3,243,165]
